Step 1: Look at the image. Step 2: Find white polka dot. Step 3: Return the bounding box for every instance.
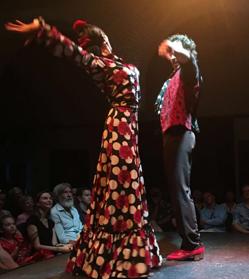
[124,110,131,117]
[103,130,108,139]
[113,142,121,150]
[124,134,131,140]
[103,140,108,148]
[136,263,147,273]
[106,117,112,124]
[113,118,120,126]
[112,192,119,200]
[103,164,107,172]
[107,108,113,116]
[100,177,107,187]
[130,206,136,214]
[125,158,133,164]
[112,132,118,141]
[123,181,130,188]
[112,167,120,176]
[123,248,131,259]
[101,153,107,163]
[128,194,135,204]
[132,181,139,189]
[122,206,128,213]
[97,163,101,171]
[130,170,138,179]
[110,179,118,189]
[111,155,119,165]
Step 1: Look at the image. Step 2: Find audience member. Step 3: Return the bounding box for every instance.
[222,191,237,213]
[6,187,24,217]
[50,183,83,244]
[232,184,249,234]
[27,191,72,258]
[71,187,78,200]
[222,191,237,231]
[0,214,33,266]
[16,196,34,226]
[74,187,91,225]
[149,187,175,232]
[200,192,227,232]
[193,189,204,211]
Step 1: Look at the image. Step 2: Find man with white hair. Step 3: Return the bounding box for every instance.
[51,183,83,244]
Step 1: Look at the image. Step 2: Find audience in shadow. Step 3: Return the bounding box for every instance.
[1,182,248,272]
[200,192,227,232]
[232,184,249,234]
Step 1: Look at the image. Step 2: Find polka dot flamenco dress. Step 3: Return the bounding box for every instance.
[35,20,163,278]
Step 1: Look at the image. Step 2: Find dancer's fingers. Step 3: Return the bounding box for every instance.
[5,22,19,28]
[16,20,25,25]
[5,24,21,31]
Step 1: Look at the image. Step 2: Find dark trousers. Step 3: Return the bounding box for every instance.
[163,127,200,250]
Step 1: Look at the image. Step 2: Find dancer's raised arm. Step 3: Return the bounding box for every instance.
[5,17,111,91]
[5,19,40,34]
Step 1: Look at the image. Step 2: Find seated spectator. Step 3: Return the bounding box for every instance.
[51,183,83,244]
[16,196,34,226]
[0,214,33,266]
[222,191,237,231]
[148,187,175,232]
[71,187,78,201]
[232,184,249,234]
[74,187,91,225]
[0,190,11,218]
[6,187,24,217]
[222,191,237,214]
[27,191,72,258]
[200,192,227,232]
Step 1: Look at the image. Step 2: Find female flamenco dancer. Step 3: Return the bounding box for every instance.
[5,17,163,278]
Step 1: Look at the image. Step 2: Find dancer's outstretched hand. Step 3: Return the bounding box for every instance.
[5,18,40,34]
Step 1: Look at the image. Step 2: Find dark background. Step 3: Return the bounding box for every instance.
[0,0,249,200]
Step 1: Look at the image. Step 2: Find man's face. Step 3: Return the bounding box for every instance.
[158,40,174,61]
[203,192,215,206]
[59,187,74,208]
[158,39,184,65]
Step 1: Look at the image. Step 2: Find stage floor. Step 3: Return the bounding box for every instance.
[1,232,249,279]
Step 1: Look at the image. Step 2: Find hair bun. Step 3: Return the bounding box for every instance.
[72,19,87,33]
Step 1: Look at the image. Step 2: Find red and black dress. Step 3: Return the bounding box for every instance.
[34,19,162,278]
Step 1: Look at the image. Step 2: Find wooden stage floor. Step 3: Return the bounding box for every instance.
[1,232,249,279]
